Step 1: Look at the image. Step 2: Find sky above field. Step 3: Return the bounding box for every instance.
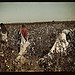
[0,2,75,23]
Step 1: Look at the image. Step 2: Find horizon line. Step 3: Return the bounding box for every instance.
[2,20,75,25]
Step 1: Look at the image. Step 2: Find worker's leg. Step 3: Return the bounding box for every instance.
[18,39,21,53]
[18,45,20,53]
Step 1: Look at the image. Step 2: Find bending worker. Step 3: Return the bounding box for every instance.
[38,29,73,67]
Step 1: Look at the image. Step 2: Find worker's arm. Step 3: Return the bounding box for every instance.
[4,25,8,32]
[4,25,9,35]
[24,30,27,41]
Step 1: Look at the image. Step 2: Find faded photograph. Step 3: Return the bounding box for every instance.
[0,2,75,72]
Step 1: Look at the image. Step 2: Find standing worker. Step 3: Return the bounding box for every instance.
[0,23,9,44]
[18,24,28,53]
[0,23,9,57]
[15,24,30,64]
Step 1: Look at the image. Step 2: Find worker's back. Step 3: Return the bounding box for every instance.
[21,27,27,39]
[62,29,72,40]
[18,27,27,41]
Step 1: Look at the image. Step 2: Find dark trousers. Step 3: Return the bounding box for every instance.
[18,39,21,53]
[18,45,20,53]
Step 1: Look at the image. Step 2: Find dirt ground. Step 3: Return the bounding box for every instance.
[0,21,75,72]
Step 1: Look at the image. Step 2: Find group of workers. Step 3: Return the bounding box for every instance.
[0,23,73,66]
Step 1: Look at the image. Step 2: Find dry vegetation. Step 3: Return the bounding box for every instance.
[0,21,75,72]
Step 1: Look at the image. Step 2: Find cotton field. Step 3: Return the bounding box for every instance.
[0,21,75,72]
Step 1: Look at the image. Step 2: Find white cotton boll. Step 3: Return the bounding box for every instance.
[8,65,9,68]
[48,62,53,66]
[0,54,4,57]
[39,37,41,40]
[12,50,14,53]
[5,60,7,63]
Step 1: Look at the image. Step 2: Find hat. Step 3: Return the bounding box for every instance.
[62,29,73,40]
[1,23,4,25]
